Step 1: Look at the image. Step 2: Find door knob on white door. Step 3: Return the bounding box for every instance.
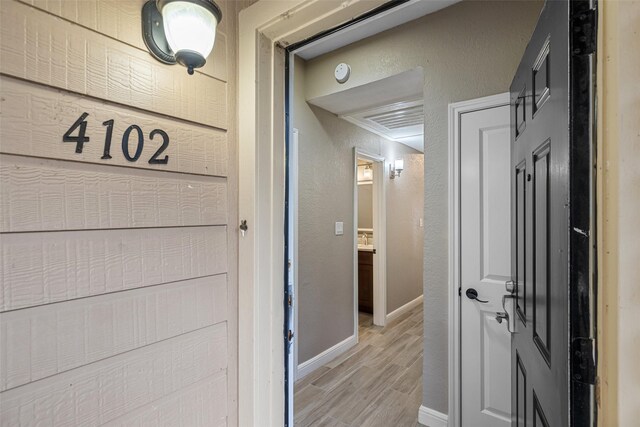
[505,280,516,294]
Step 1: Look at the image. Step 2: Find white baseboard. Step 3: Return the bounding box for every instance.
[296,334,357,380]
[418,405,448,427]
[386,294,423,323]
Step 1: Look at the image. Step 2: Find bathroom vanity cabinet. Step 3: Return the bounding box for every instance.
[358,250,374,313]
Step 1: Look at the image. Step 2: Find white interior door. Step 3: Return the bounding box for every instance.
[460,104,511,426]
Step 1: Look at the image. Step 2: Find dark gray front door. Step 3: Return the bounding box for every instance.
[509,1,597,425]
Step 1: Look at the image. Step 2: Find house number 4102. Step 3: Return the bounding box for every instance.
[63,112,169,165]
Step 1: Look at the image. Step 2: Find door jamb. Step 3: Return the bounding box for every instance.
[447,92,510,427]
[289,127,299,383]
[355,149,387,327]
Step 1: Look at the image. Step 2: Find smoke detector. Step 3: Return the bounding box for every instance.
[335,63,351,84]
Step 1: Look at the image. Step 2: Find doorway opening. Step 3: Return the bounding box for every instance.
[286,11,427,423]
[355,152,386,328]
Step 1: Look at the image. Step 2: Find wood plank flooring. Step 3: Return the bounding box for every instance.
[294,305,424,426]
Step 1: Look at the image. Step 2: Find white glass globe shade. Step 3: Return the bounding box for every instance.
[161,1,218,60]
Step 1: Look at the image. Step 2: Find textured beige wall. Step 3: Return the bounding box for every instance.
[0,0,242,423]
[304,0,542,413]
[294,57,424,364]
[386,153,425,313]
[597,1,640,425]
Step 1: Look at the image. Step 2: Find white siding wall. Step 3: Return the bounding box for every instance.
[0,0,238,424]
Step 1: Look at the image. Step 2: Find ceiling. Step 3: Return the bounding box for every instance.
[298,0,463,152]
[307,69,425,152]
[293,0,461,60]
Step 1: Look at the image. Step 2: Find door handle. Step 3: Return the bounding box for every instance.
[497,294,517,333]
[496,312,508,323]
[465,288,489,303]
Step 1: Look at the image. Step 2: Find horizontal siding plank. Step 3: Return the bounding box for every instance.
[17,0,228,82]
[1,274,227,391]
[0,0,227,129]
[104,373,227,427]
[0,76,228,177]
[0,155,228,232]
[0,324,227,426]
[0,225,227,311]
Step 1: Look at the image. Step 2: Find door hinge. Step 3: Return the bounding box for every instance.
[571,8,597,56]
[287,330,294,342]
[288,294,293,307]
[571,337,596,384]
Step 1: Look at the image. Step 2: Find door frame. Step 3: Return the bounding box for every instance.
[238,1,438,424]
[355,149,387,327]
[447,92,510,427]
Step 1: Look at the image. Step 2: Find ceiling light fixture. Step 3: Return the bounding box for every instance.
[142,0,222,75]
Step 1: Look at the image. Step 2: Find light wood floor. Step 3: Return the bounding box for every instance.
[294,305,424,426]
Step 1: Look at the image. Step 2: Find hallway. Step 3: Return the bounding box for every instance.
[294,306,424,426]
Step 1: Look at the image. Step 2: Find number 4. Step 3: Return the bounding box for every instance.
[63,112,90,153]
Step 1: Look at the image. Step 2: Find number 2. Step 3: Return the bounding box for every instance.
[148,129,169,164]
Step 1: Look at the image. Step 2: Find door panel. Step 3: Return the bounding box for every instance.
[532,141,550,364]
[509,1,597,425]
[515,162,527,324]
[481,310,512,421]
[460,104,511,427]
[516,354,526,427]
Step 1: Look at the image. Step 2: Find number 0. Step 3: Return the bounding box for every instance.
[122,125,144,162]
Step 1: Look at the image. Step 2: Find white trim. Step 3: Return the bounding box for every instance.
[386,294,424,323]
[352,149,360,344]
[356,149,387,327]
[290,128,299,385]
[447,92,510,427]
[418,405,448,427]
[358,228,374,233]
[296,335,357,380]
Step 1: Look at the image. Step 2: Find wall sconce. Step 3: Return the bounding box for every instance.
[390,158,404,179]
[142,0,222,75]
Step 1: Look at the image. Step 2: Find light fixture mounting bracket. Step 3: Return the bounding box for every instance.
[142,0,177,65]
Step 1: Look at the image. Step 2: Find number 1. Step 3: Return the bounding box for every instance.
[101,119,114,159]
